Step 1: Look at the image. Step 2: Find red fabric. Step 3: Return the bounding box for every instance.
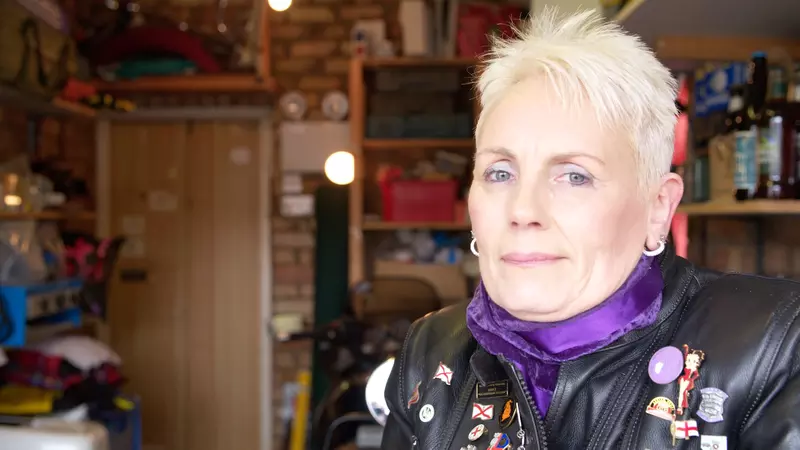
[457,3,526,58]
[0,349,124,391]
[673,113,689,166]
[671,76,690,258]
[88,26,221,73]
[672,76,690,166]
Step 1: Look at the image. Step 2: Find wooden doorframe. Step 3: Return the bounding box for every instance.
[95,108,275,450]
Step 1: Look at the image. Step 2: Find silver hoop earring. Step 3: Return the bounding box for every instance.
[470,231,479,256]
[643,236,666,257]
[470,238,479,257]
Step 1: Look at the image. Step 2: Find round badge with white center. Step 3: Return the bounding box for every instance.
[419,404,435,422]
[468,424,487,441]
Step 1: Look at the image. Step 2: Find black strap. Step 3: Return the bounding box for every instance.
[14,18,72,94]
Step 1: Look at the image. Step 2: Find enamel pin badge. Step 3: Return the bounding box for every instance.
[499,399,517,429]
[407,381,421,409]
[671,419,699,443]
[419,404,435,423]
[488,432,512,450]
[468,424,487,441]
[676,345,705,417]
[433,362,454,385]
[645,396,676,421]
[472,403,494,420]
[697,387,728,423]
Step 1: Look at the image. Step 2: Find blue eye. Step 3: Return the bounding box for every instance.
[567,172,590,186]
[486,169,513,183]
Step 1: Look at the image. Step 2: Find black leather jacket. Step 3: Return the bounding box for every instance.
[381,247,800,449]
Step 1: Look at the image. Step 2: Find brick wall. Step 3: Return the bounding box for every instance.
[0,108,96,198]
[269,0,400,447]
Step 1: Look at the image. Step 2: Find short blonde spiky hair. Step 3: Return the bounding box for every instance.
[475,7,678,187]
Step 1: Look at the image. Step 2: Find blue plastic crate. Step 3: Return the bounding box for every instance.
[91,395,142,450]
[0,279,83,347]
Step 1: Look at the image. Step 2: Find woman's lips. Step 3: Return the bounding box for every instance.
[501,252,565,267]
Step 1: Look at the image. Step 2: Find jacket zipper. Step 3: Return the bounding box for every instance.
[410,435,418,448]
[500,355,548,450]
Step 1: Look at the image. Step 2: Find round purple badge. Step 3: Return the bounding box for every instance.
[648,346,684,384]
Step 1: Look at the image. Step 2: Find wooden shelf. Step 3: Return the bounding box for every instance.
[0,85,95,119]
[363,138,474,150]
[0,211,96,221]
[363,221,470,231]
[677,200,800,216]
[362,57,479,69]
[92,74,276,93]
[654,36,800,63]
[51,98,96,118]
[615,0,800,63]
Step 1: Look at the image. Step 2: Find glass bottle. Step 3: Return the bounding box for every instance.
[734,52,768,201]
[755,66,785,199]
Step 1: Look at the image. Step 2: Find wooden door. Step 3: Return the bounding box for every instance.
[106,121,262,450]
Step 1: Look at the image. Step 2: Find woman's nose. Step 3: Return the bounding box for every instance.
[509,185,548,229]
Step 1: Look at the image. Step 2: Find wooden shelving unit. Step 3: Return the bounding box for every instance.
[0,85,95,119]
[362,57,480,68]
[0,211,97,221]
[612,0,800,275]
[92,2,274,95]
[614,0,800,65]
[363,221,471,231]
[348,57,479,286]
[92,73,276,93]
[678,201,800,216]
[363,138,474,150]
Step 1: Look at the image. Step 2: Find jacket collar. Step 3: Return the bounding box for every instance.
[468,243,695,382]
[470,345,508,386]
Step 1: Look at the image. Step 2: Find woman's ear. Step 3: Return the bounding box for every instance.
[646,173,683,247]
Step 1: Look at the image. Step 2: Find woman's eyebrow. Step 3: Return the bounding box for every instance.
[475,147,515,160]
[551,151,606,166]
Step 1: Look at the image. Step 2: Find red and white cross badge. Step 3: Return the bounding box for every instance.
[433,362,454,385]
[471,403,494,420]
[671,419,699,440]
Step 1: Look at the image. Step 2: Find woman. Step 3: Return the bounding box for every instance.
[380,8,800,450]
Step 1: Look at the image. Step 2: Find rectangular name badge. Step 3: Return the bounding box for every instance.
[476,380,510,399]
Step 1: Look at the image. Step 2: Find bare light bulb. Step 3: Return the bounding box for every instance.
[324,151,355,185]
[269,0,291,12]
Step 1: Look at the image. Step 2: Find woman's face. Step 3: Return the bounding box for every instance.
[470,78,678,322]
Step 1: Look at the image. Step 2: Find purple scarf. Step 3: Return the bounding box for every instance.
[466,255,664,416]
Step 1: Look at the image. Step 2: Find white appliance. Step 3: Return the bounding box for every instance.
[0,421,109,450]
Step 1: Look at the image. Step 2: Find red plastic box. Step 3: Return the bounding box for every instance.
[381,180,458,222]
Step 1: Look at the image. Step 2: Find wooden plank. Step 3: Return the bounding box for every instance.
[258,0,271,80]
[0,86,95,119]
[363,138,474,150]
[678,200,800,216]
[0,211,96,221]
[656,36,800,62]
[92,74,276,93]
[349,58,366,293]
[362,57,479,68]
[363,221,471,231]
